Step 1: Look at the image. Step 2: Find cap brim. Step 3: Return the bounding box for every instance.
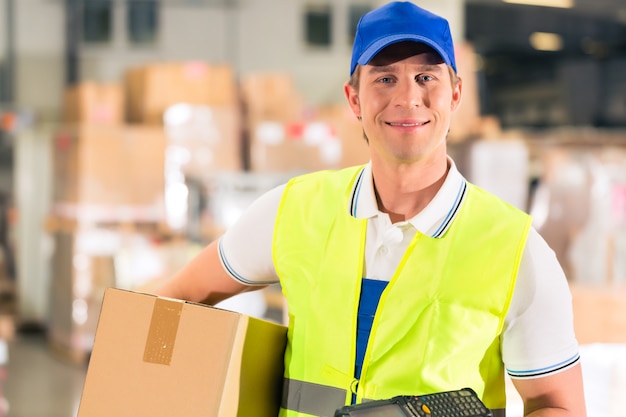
[357,34,453,69]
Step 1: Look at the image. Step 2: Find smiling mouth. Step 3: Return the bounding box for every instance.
[386,121,429,127]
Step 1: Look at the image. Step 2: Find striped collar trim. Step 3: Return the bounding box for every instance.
[431,180,467,238]
[348,160,468,239]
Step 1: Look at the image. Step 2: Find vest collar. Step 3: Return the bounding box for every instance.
[349,158,468,238]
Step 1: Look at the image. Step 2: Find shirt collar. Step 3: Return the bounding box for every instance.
[350,158,468,238]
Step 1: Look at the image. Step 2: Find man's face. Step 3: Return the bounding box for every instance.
[344,42,462,166]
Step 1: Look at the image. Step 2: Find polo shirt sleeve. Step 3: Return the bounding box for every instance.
[217,184,285,286]
[502,227,581,379]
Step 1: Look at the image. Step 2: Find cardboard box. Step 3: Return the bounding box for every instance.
[570,284,626,344]
[125,62,238,124]
[163,105,244,177]
[248,110,371,174]
[314,104,370,169]
[449,42,482,143]
[48,229,117,363]
[240,72,305,123]
[53,124,167,210]
[63,81,124,125]
[248,119,352,173]
[77,288,287,417]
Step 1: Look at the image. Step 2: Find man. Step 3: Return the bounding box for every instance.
[156,2,587,416]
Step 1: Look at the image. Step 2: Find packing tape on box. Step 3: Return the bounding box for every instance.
[143,297,184,365]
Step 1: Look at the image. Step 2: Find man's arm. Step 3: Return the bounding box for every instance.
[154,239,263,305]
[512,363,587,417]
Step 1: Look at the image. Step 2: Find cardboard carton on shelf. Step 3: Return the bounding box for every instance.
[247,110,371,174]
[125,61,238,125]
[52,124,167,211]
[313,103,371,168]
[240,71,306,123]
[570,283,626,345]
[449,42,482,143]
[77,288,287,417]
[247,118,342,173]
[49,239,116,364]
[163,104,244,178]
[63,81,124,125]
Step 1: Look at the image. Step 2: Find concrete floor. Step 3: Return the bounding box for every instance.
[4,332,87,417]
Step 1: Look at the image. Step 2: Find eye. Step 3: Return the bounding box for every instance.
[416,74,435,83]
[378,76,394,84]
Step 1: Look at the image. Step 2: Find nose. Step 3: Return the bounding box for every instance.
[394,78,425,108]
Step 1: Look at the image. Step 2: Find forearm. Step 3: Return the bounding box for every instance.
[154,240,250,305]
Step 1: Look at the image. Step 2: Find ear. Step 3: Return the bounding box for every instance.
[343,82,361,120]
[451,77,463,111]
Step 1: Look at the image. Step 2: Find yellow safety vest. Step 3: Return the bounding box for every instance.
[274,166,531,417]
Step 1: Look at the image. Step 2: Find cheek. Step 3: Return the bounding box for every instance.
[431,90,456,111]
[360,90,389,114]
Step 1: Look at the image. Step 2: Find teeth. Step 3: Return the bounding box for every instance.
[388,122,424,127]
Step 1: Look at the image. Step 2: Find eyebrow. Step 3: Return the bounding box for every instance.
[367,63,445,75]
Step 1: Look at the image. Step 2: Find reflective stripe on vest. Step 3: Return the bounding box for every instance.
[281,378,346,416]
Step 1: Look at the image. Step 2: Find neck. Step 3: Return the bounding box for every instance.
[372,157,450,223]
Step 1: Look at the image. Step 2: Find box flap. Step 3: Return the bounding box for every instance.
[237,315,287,416]
[218,313,288,417]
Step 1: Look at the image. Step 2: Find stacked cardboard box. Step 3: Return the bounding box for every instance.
[51,61,245,362]
[49,122,169,362]
[571,284,626,344]
[241,72,306,172]
[48,227,118,363]
[246,106,370,173]
[449,42,482,143]
[247,119,344,173]
[240,71,305,124]
[314,103,371,169]
[163,105,243,179]
[63,81,124,126]
[125,61,239,125]
[52,124,167,211]
[241,72,371,173]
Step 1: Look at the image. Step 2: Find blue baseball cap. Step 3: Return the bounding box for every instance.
[350,1,457,76]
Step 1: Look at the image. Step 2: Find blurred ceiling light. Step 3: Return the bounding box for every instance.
[503,0,573,8]
[529,32,563,51]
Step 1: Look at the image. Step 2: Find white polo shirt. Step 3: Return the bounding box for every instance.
[219,159,580,379]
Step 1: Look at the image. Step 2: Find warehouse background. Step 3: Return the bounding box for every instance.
[0,0,624,416]
[0,0,463,119]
